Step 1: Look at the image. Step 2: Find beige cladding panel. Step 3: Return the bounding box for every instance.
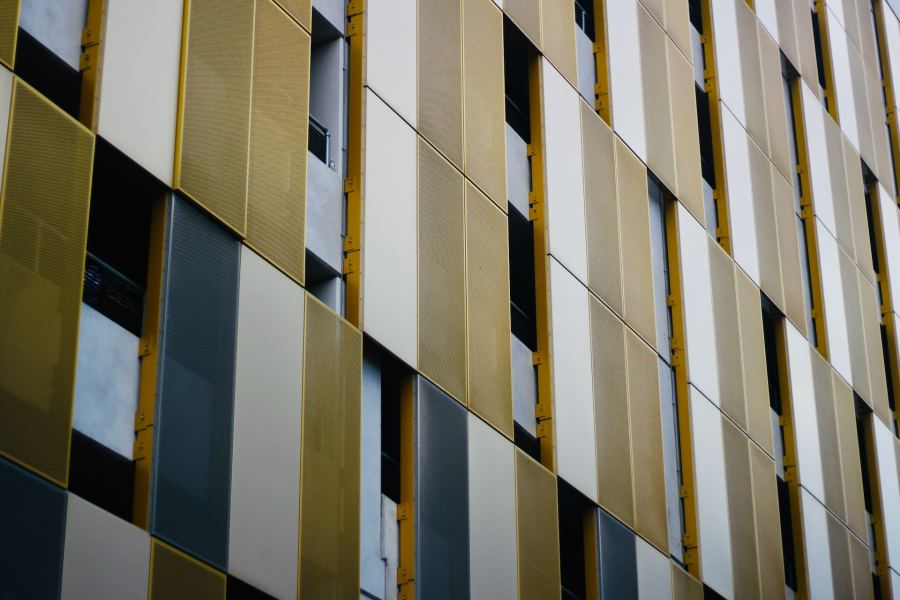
[773,170,807,337]
[760,22,792,182]
[418,140,467,403]
[541,0,578,87]
[810,349,847,521]
[709,240,747,431]
[849,532,875,599]
[274,0,311,31]
[736,0,769,153]
[665,0,692,59]
[722,419,761,600]
[859,271,892,424]
[639,8,677,196]
[504,0,541,48]
[749,443,786,599]
[751,132,783,306]
[591,296,634,526]
[735,268,774,455]
[669,37,704,225]
[516,450,561,600]
[826,512,853,599]
[671,562,703,600]
[832,372,868,541]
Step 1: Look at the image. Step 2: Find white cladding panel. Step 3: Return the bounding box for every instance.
[802,82,838,235]
[711,0,746,125]
[722,104,761,285]
[366,0,417,127]
[817,221,853,386]
[801,489,836,600]
[636,536,673,600]
[875,418,900,572]
[785,321,825,501]
[606,0,647,161]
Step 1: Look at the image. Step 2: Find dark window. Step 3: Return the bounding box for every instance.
[574,0,595,41]
[504,17,532,143]
[380,348,408,504]
[227,575,278,599]
[509,207,537,350]
[68,430,135,522]
[777,478,798,591]
[14,29,81,119]
[559,480,592,599]
[696,87,716,188]
[761,294,783,414]
[811,10,828,94]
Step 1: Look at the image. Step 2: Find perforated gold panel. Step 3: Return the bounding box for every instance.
[671,562,703,600]
[463,0,506,208]
[639,9,676,196]
[300,296,361,598]
[177,0,253,234]
[749,443,786,599]
[504,0,541,48]
[0,0,17,68]
[669,37,703,224]
[516,449,561,600]
[617,138,655,349]
[466,182,512,436]
[626,330,668,553]
[0,81,94,486]
[760,24,792,181]
[149,540,225,600]
[859,272,891,422]
[826,513,853,598]
[540,0,577,87]
[273,0,311,32]
[709,240,746,431]
[736,2,767,152]
[773,170,807,336]
[833,372,867,541]
[418,140,466,403]
[735,269,774,455]
[246,0,310,284]
[722,418,760,600]
[418,0,463,169]
[590,296,633,525]
[810,350,846,521]
[581,103,622,315]
[753,158,783,310]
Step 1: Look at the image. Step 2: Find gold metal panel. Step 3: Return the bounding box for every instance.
[772,169,807,337]
[709,239,746,430]
[859,270,890,423]
[759,23,792,182]
[793,0,818,90]
[0,81,94,486]
[664,0,691,59]
[671,561,703,600]
[810,349,846,521]
[841,250,870,405]
[722,418,761,600]
[418,140,466,403]
[832,371,867,542]
[176,0,253,234]
[616,138,655,350]
[826,513,853,599]
[849,532,874,599]
[825,118,853,253]
[246,0,310,285]
[540,0,577,87]
[749,443,786,600]
[590,296,633,526]
[736,0,768,152]
[669,37,704,226]
[463,0,506,209]
[735,268,774,455]
[466,181,513,436]
[846,150,871,279]
[515,449,561,600]
[626,329,668,553]
[273,0,311,32]
[0,0,17,68]
[581,102,622,315]
[418,0,463,169]
[639,9,677,197]
[504,0,541,49]
[300,296,362,598]
[149,540,225,600]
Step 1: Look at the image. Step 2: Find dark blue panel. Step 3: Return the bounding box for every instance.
[0,458,67,599]
[151,196,240,569]
[598,508,637,600]
[415,377,469,600]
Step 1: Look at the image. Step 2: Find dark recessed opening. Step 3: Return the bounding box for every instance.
[514,422,541,463]
[509,206,537,351]
[227,575,278,599]
[380,347,408,504]
[760,293,783,414]
[504,17,532,144]
[68,430,134,522]
[574,0,595,41]
[559,480,591,600]
[695,87,716,188]
[14,28,81,119]
[777,477,798,591]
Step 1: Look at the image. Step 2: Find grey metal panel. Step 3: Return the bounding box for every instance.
[416,377,469,600]
[151,195,240,570]
[506,124,531,217]
[306,150,343,273]
[20,0,88,69]
[512,332,538,437]
[61,494,150,600]
[576,27,595,104]
[73,303,140,459]
[468,413,517,600]
[658,361,683,563]
[598,508,638,600]
[0,458,67,599]
[229,246,304,598]
[360,349,385,598]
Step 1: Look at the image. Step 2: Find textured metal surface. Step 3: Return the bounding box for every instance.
[773,170,807,336]
[246,0,310,284]
[0,0,16,67]
[749,443,785,600]
[849,531,874,599]
[273,0,311,31]
[515,449,560,600]
[0,81,94,486]
[418,140,466,403]
[582,103,622,315]
[590,296,633,526]
[639,8,676,195]
[149,540,225,600]
[810,349,846,521]
[504,0,541,48]
[418,0,462,168]
[709,240,746,431]
[669,37,703,225]
[735,268,773,454]
[463,0,506,208]
[0,458,67,599]
[151,197,240,570]
[671,562,703,600]
[617,138,655,349]
[416,377,469,600]
[466,182,512,436]
[177,0,253,234]
[832,372,867,541]
[722,418,760,600]
[826,511,853,599]
[299,296,361,598]
[626,330,668,553]
[541,0,577,86]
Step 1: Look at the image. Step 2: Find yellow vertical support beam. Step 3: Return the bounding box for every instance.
[527,52,555,474]
[789,76,830,358]
[875,0,900,207]
[813,0,840,123]
[699,0,732,254]
[592,0,611,124]
[79,0,107,130]
[132,197,167,529]
[664,201,699,579]
[397,376,415,600]
[344,0,365,327]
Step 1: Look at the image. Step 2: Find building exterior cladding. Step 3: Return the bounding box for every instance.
[2,0,900,598]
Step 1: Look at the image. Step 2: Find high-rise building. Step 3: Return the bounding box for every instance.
[1,0,900,597]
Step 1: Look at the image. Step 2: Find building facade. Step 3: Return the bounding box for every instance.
[1,0,900,598]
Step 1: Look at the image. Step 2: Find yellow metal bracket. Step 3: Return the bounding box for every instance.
[79,0,107,130]
[592,0,611,124]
